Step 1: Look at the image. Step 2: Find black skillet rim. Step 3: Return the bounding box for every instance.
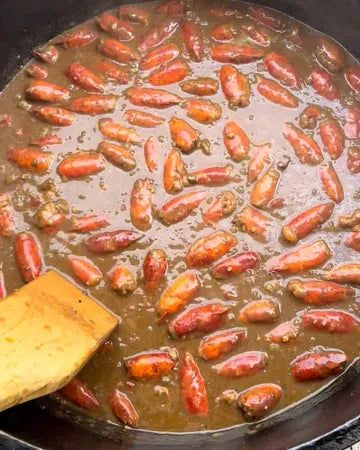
[0,0,360,448]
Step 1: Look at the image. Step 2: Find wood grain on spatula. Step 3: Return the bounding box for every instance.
[0,270,118,412]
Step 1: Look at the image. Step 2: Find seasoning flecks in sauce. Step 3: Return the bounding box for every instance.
[0,0,360,433]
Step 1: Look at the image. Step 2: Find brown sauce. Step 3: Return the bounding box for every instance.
[0,0,360,433]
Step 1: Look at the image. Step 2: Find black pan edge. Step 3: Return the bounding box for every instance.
[36,356,360,446]
[0,0,360,449]
[295,415,360,450]
[0,430,41,450]
[1,0,359,93]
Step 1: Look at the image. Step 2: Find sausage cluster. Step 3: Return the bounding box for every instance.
[0,0,360,430]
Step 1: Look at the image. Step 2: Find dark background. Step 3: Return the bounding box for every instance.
[0,1,360,449]
[1,0,360,90]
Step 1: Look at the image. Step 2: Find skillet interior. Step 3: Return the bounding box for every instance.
[0,0,360,448]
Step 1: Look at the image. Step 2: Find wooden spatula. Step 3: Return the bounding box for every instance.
[0,270,118,412]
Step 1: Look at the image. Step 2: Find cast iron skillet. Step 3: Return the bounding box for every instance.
[1,0,360,448]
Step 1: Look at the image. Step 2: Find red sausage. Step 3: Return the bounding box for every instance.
[157,272,200,319]
[347,147,360,174]
[319,119,344,160]
[70,215,110,233]
[96,13,135,41]
[125,87,182,109]
[66,62,105,92]
[238,383,282,421]
[30,106,75,126]
[232,205,271,240]
[57,27,98,48]
[144,137,159,173]
[86,230,142,254]
[283,123,323,165]
[223,121,250,162]
[315,36,345,73]
[319,163,344,204]
[212,252,259,279]
[8,147,52,174]
[180,77,219,96]
[266,240,331,274]
[301,309,359,333]
[238,299,280,323]
[148,59,189,86]
[346,231,360,252]
[143,249,167,291]
[96,60,130,84]
[198,328,247,361]
[202,191,237,224]
[69,95,118,115]
[291,349,347,381]
[212,22,237,43]
[345,66,360,92]
[310,69,339,101]
[124,110,164,128]
[108,389,138,427]
[188,164,236,187]
[68,255,102,286]
[119,5,150,25]
[169,302,229,338]
[125,351,175,380]
[60,378,99,410]
[241,23,271,47]
[139,19,180,52]
[14,232,43,282]
[220,65,250,108]
[57,152,105,179]
[130,178,154,231]
[98,142,136,171]
[139,43,180,70]
[98,38,140,63]
[344,106,360,139]
[265,320,299,344]
[98,118,141,145]
[248,5,287,32]
[211,44,264,64]
[186,231,237,267]
[288,279,354,305]
[182,20,204,62]
[158,190,207,225]
[33,45,59,64]
[282,202,334,244]
[257,77,298,107]
[179,352,208,416]
[250,166,280,209]
[26,80,70,103]
[213,351,268,377]
[263,52,302,89]
[183,98,222,124]
[325,264,360,285]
